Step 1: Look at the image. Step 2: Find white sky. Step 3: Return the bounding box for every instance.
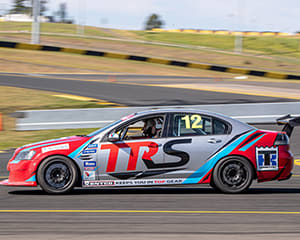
[1,0,300,32]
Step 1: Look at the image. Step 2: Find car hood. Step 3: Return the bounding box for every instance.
[17,135,90,152]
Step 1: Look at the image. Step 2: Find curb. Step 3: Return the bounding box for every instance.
[1,40,300,80]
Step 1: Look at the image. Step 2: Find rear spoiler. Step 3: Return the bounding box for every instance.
[276,114,300,137]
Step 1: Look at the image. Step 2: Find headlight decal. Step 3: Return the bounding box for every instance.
[12,150,36,163]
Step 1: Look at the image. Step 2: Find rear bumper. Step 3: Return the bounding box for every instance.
[278,173,292,181]
[257,148,293,182]
[277,153,294,181]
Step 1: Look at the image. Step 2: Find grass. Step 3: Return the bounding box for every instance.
[133,31,300,57]
[0,22,116,38]
[0,86,107,150]
[1,22,300,74]
[0,47,237,77]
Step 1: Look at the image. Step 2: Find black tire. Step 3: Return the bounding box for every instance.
[209,179,221,192]
[37,156,78,194]
[212,156,253,193]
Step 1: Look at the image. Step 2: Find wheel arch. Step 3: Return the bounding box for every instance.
[36,154,82,186]
[210,154,257,185]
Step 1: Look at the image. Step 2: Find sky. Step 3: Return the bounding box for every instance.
[1,0,300,33]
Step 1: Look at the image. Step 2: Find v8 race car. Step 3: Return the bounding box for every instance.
[1,109,299,194]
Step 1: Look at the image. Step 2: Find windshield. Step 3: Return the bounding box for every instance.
[87,120,122,137]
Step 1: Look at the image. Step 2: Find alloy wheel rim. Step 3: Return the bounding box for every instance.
[221,161,248,189]
[45,162,71,189]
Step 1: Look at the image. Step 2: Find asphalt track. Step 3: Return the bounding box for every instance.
[1,73,300,239]
[0,73,298,106]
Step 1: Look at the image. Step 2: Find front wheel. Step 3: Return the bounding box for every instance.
[37,156,78,194]
[212,156,254,193]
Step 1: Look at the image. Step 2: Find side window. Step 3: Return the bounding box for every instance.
[171,114,212,137]
[116,115,165,140]
[213,118,230,135]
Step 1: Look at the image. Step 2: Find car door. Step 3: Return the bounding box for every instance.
[95,114,169,184]
[162,112,231,180]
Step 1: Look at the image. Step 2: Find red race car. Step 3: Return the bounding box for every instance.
[0,110,299,194]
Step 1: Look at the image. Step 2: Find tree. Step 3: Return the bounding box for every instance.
[10,0,30,14]
[10,0,48,16]
[144,14,164,30]
[55,2,67,23]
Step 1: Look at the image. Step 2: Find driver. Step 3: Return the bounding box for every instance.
[142,119,157,138]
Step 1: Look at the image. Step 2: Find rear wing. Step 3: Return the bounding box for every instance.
[276,114,300,137]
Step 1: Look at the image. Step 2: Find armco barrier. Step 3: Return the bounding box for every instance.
[151,28,293,36]
[14,102,300,131]
[1,40,300,80]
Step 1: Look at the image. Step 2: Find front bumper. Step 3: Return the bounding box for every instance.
[1,159,38,187]
[0,179,37,187]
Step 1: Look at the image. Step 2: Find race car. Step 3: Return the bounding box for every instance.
[1,109,299,194]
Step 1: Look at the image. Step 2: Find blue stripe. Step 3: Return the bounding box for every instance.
[10,160,21,164]
[182,130,255,184]
[239,134,266,152]
[68,138,95,159]
[25,175,36,182]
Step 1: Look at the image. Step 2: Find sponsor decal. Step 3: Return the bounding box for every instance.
[41,143,69,153]
[84,161,97,167]
[83,178,184,187]
[100,139,191,172]
[83,171,96,180]
[84,167,96,171]
[82,149,97,154]
[84,180,115,186]
[256,146,278,171]
[87,144,98,149]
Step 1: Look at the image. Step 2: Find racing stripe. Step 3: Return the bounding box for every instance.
[25,175,36,182]
[239,134,266,151]
[68,138,97,159]
[183,130,256,184]
[238,131,262,148]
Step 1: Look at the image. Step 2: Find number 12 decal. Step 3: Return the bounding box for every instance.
[181,115,202,129]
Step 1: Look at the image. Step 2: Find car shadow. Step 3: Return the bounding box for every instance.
[8,187,300,195]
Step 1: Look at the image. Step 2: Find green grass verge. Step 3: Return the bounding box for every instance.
[133,31,300,58]
[1,22,300,74]
[0,22,115,38]
[132,31,300,57]
[0,86,109,150]
[2,22,300,58]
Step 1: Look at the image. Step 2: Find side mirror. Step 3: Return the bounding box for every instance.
[108,133,120,142]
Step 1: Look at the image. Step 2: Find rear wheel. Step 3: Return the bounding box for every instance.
[37,156,78,194]
[212,156,253,193]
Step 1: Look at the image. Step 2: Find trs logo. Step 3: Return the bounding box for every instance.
[256,146,278,171]
[100,139,191,172]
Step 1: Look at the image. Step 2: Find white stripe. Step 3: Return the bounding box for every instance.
[19,120,113,126]
[233,114,300,119]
